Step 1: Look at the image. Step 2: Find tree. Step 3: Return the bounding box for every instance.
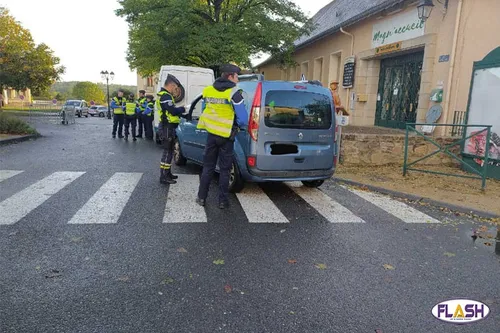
[72,82,105,103]
[0,8,64,92]
[116,0,313,76]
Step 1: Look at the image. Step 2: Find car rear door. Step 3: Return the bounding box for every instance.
[181,95,207,163]
[252,82,335,171]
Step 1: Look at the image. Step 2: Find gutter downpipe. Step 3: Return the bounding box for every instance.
[443,0,463,136]
[338,27,354,165]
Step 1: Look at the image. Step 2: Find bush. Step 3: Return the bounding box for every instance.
[0,112,38,135]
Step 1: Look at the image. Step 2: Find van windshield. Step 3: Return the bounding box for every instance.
[65,101,81,106]
[264,91,332,129]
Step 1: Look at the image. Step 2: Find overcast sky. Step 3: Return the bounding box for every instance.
[2,0,332,85]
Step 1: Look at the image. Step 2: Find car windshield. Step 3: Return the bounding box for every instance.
[264,90,332,129]
[65,101,81,106]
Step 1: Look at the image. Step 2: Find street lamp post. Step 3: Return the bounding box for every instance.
[100,70,115,119]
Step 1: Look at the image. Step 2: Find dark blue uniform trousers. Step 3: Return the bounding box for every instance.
[198,133,234,204]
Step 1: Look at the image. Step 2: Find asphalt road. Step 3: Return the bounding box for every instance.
[0,116,499,333]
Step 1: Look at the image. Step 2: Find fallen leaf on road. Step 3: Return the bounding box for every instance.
[289,311,295,315]
[224,284,232,293]
[280,229,286,233]
[161,276,175,284]
[35,266,41,271]
[8,231,18,236]
[383,264,395,270]
[117,276,130,282]
[177,247,188,253]
[443,252,456,257]
[189,274,193,279]
[315,263,327,270]
[287,259,297,264]
[71,236,83,242]
[45,269,62,279]
[484,242,493,247]
[213,259,225,265]
[158,292,163,296]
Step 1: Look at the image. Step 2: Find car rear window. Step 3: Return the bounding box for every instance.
[264,91,332,129]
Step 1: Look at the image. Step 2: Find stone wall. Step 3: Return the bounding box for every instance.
[340,133,462,166]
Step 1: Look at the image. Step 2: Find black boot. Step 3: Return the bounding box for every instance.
[167,170,178,180]
[160,169,176,185]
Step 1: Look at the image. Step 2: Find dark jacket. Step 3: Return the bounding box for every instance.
[159,87,185,128]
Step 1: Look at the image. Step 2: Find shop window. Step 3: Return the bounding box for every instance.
[329,52,342,83]
[301,62,309,80]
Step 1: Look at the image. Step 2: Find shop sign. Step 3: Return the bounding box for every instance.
[342,56,355,89]
[375,42,402,55]
[372,10,425,48]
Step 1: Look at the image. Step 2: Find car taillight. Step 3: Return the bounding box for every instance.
[248,82,262,142]
[247,156,256,167]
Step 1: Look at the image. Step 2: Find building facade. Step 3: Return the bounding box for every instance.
[136,74,158,96]
[257,0,500,133]
[1,88,32,106]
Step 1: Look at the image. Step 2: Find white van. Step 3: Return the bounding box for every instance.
[154,66,215,143]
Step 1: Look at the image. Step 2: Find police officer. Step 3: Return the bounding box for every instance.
[111,89,126,138]
[157,74,187,184]
[137,90,147,138]
[143,94,155,140]
[124,93,139,141]
[196,64,248,209]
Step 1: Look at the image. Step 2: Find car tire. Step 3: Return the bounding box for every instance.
[99,112,104,117]
[301,180,325,188]
[77,112,81,118]
[85,114,88,118]
[90,114,94,117]
[173,139,187,166]
[229,160,245,193]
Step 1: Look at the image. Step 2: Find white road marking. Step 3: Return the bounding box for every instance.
[0,172,85,225]
[68,173,142,224]
[236,184,289,223]
[287,182,365,223]
[0,170,24,183]
[344,186,441,224]
[163,174,207,223]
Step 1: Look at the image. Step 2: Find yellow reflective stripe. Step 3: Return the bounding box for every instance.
[198,117,232,137]
[200,112,233,125]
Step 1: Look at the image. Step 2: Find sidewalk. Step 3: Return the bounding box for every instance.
[0,133,38,145]
[334,164,500,218]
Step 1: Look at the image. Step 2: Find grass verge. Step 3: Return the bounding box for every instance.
[0,112,38,135]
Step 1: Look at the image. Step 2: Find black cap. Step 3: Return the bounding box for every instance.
[129,93,134,98]
[220,64,241,75]
[139,89,146,94]
[118,89,124,93]
[165,74,181,87]
[146,94,154,99]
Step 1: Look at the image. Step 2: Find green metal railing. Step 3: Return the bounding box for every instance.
[403,123,492,190]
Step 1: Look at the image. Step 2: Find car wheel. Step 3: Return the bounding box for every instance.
[90,114,94,117]
[173,139,187,166]
[85,114,88,118]
[99,112,104,117]
[229,160,244,193]
[77,112,81,118]
[301,180,324,188]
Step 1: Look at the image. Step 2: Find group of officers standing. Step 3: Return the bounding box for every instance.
[110,64,248,210]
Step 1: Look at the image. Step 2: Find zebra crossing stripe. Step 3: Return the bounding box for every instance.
[163,174,207,223]
[0,170,24,183]
[68,173,142,224]
[344,186,441,224]
[0,172,85,225]
[236,184,289,223]
[287,182,365,223]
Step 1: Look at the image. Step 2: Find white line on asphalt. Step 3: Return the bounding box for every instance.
[0,170,24,183]
[287,182,365,223]
[236,184,289,223]
[163,174,207,223]
[0,171,85,225]
[68,173,142,224]
[344,186,441,224]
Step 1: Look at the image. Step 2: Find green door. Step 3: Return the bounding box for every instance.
[375,52,424,129]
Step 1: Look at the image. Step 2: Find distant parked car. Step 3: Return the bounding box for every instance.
[89,105,108,117]
[63,100,89,117]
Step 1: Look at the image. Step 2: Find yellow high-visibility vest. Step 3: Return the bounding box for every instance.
[197,86,237,138]
[125,102,136,116]
[156,90,180,124]
[112,97,124,115]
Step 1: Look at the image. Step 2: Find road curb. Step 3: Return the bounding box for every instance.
[0,134,39,146]
[333,177,500,219]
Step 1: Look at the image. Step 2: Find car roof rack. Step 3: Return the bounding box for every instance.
[238,74,265,82]
[291,80,323,87]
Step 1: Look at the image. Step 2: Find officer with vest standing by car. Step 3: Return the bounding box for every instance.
[124,93,139,141]
[143,94,155,140]
[157,74,187,185]
[111,89,126,138]
[196,64,248,209]
[136,90,147,138]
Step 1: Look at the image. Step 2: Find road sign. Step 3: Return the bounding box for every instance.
[52,99,57,105]
[19,95,25,100]
[90,100,95,106]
